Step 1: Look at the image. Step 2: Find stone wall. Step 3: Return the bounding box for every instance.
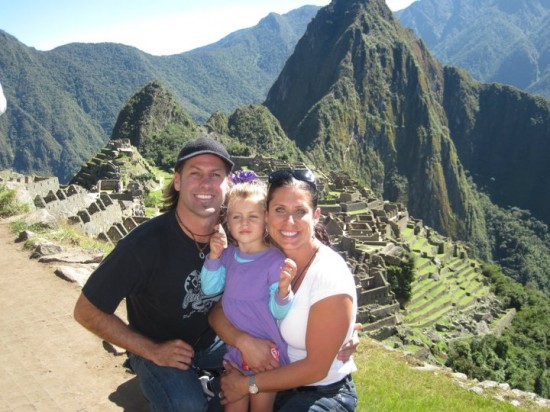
[3,171,145,244]
[34,185,96,219]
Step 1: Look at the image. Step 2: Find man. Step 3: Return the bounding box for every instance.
[74,135,233,411]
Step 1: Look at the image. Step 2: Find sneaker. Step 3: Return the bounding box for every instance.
[199,374,216,400]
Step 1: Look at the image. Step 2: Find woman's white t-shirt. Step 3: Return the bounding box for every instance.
[278,243,358,386]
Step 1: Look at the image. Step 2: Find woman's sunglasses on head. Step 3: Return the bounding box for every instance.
[268,169,317,189]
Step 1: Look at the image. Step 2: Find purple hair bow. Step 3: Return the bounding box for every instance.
[230,170,257,184]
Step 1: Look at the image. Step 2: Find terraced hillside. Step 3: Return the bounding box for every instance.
[389,223,506,360]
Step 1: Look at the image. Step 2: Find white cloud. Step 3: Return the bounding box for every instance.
[0,82,6,116]
[386,0,417,11]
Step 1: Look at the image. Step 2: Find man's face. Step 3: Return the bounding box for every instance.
[174,154,230,219]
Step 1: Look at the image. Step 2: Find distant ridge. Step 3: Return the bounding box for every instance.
[0,6,319,182]
[396,0,550,99]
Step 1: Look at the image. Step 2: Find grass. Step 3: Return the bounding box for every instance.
[354,338,544,411]
[9,218,113,255]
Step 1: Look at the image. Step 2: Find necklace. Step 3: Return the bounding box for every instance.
[291,245,320,290]
[175,210,213,259]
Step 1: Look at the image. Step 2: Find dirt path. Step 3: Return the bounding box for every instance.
[0,220,148,411]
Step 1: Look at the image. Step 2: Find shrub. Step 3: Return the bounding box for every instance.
[0,184,29,217]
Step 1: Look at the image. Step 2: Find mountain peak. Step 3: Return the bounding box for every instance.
[267,0,412,124]
[110,81,200,171]
[265,0,477,241]
[111,81,194,149]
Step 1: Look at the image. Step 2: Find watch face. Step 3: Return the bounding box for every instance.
[249,376,259,394]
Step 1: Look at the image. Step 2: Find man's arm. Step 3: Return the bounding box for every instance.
[74,293,195,370]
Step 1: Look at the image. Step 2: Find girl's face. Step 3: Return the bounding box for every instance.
[226,195,266,253]
[266,185,320,255]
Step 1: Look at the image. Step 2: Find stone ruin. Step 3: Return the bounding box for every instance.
[2,172,149,243]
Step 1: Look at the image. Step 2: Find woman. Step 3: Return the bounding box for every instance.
[211,169,358,411]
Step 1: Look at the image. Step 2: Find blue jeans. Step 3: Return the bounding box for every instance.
[126,338,226,412]
[274,374,357,412]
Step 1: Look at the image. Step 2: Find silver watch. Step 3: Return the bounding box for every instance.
[248,375,259,394]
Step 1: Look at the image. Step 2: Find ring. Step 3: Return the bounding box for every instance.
[218,391,224,399]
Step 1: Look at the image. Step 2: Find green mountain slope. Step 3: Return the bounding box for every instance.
[396,0,550,99]
[443,68,550,226]
[110,80,201,171]
[265,0,484,244]
[264,0,550,294]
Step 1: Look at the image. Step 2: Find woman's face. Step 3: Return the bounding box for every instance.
[266,185,320,254]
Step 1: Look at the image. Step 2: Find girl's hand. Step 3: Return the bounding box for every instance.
[278,258,297,298]
[208,225,228,260]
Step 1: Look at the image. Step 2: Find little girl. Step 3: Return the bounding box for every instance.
[200,175,296,412]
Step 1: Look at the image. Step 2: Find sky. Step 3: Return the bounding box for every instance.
[0,0,417,56]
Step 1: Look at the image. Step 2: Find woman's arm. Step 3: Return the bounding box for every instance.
[220,293,354,403]
[209,301,280,372]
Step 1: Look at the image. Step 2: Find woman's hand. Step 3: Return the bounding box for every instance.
[209,303,279,372]
[219,361,248,405]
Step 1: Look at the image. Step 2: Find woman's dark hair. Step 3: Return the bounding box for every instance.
[314,222,331,246]
[266,171,319,208]
[266,172,330,246]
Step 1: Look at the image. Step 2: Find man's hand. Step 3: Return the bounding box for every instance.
[150,339,196,370]
[337,323,362,362]
[74,293,197,369]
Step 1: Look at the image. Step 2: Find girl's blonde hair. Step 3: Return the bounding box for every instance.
[226,180,267,214]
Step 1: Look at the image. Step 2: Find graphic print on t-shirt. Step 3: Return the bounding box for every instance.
[182,269,221,319]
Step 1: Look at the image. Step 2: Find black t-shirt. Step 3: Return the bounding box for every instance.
[82,210,221,349]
